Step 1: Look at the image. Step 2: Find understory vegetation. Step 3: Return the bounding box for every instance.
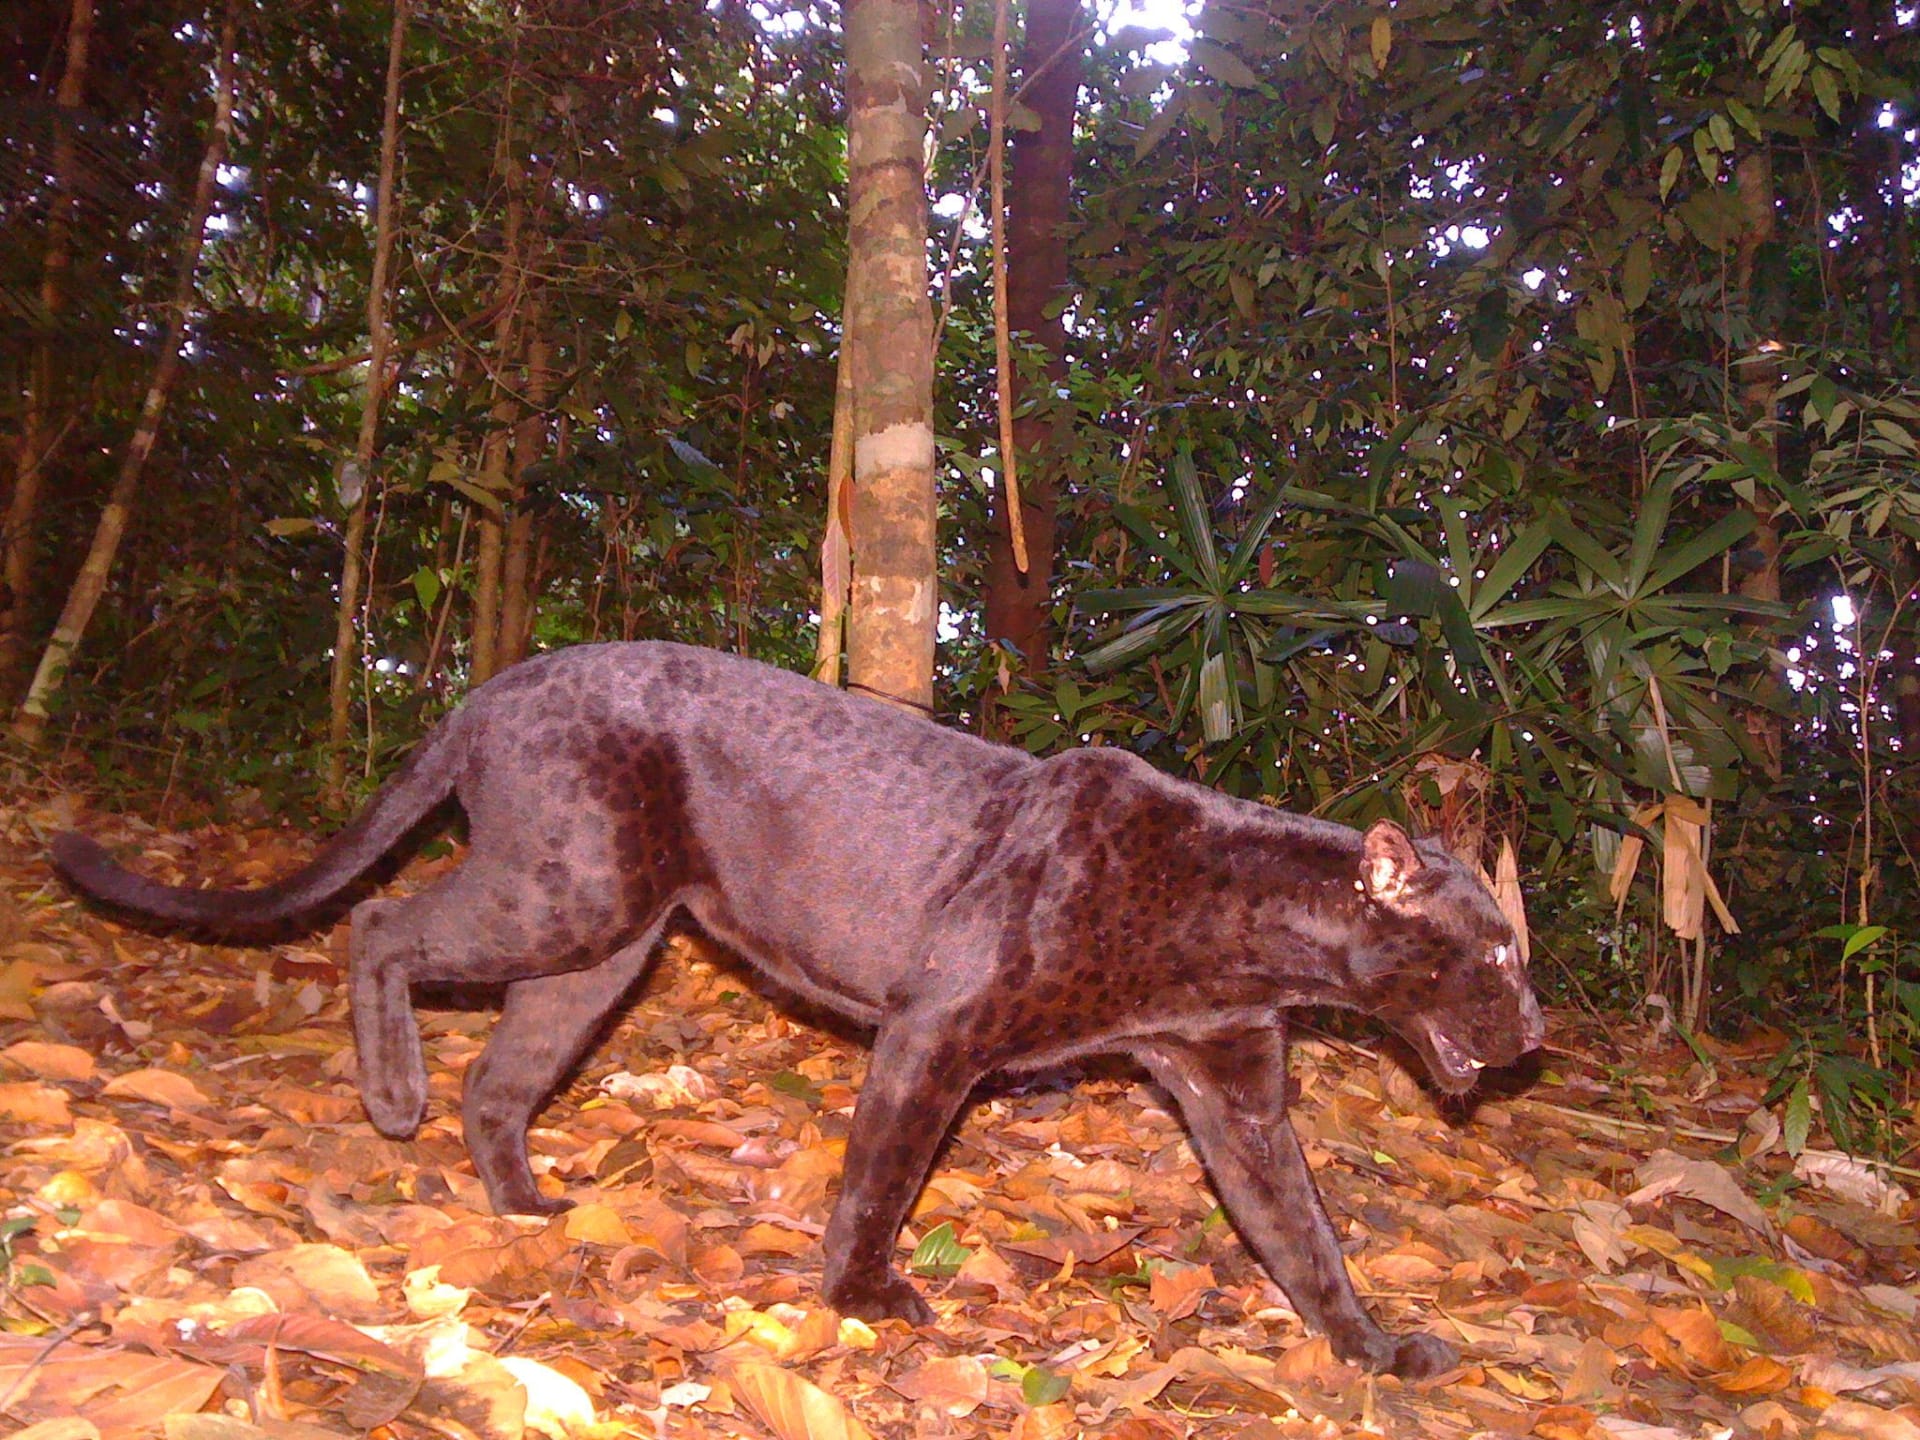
[4,0,1919,1154]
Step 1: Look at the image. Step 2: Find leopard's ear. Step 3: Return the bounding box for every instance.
[1359,821,1421,904]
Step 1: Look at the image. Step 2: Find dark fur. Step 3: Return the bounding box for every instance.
[52,642,1544,1377]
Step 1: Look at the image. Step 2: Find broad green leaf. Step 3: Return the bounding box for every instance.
[1639,511,1755,595]
[1083,609,1200,673]
[909,1221,971,1277]
[1841,925,1889,961]
[1191,38,1260,89]
[1660,146,1684,201]
[1622,238,1653,312]
[1626,475,1676,593]
[1549,515,1628,589]
[1022,1366,1070,1406]
[1370,16,1392,69]
[1784,1078,1811,1156]
[1470,519,1555,619]
[1692,126,1718,182]
[1810,64,1841,123]
[1169,448,1222,586]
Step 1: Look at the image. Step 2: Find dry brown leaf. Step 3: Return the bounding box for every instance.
[1009,1402,1078,1440]
[59,1353,225,1432]
[1147,1261,1215,1320]
[1817,1398,1920,1440]
[0,1079,72,1126]
[223,1312,420,1378]
[560,1201,631,1247]
[889,1354,990,1416]
[1628,1149,1772,1236]
[8,1420,103,1440]
[1558,1337,1623,1406]
[730,1361,877,1440]
[1531,1404,1606,1440]
[101,1067,212,1110]
[1712,1355,1795,1395]
[1652,1306,1739,1372]
[1,1039,97,1082]
[230,1242,383,1319]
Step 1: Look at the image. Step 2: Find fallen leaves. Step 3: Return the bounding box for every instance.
[4,802,1920,1439]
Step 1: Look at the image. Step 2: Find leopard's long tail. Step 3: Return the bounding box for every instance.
[50,717,469,936]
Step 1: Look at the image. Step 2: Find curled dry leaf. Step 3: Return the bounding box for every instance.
[729,1361,878,1440]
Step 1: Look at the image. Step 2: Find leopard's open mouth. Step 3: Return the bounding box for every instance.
[1418,1020,1487,1093]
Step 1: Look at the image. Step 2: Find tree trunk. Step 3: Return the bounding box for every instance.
[326,0,409,799]
[1733,147,1783,781]
[842,0,936,713]
[498,313,552,670]
[1848,0,1891,363]
[1,0,94,690]
[469,123,527,687]
[15,0,240,745]
[812,339,856,685]
[982,0,1084,682]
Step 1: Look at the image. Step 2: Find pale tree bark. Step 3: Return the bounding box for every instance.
[983,0,1084,685]
[15,0,241,744]
[842,0,936,712]
[812,340,855,685]
[325,0,410,799]
[2,0,94,690]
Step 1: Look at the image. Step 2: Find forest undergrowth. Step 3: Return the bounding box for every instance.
[1,788,1918,1440]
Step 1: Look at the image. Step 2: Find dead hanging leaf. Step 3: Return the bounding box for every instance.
[2,1040,97,1082]
[1628,1150,1772,1237]
[889,1354,990,1416]
[101,1067,212,1110]
[1492,835,1530,964]
[729,1361,878,1440]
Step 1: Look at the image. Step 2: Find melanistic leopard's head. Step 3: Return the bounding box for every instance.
[1347,821,1546,1093]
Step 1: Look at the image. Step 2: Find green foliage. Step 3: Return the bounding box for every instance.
[908,1221,972,1278]
[4,0,1919,1144]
